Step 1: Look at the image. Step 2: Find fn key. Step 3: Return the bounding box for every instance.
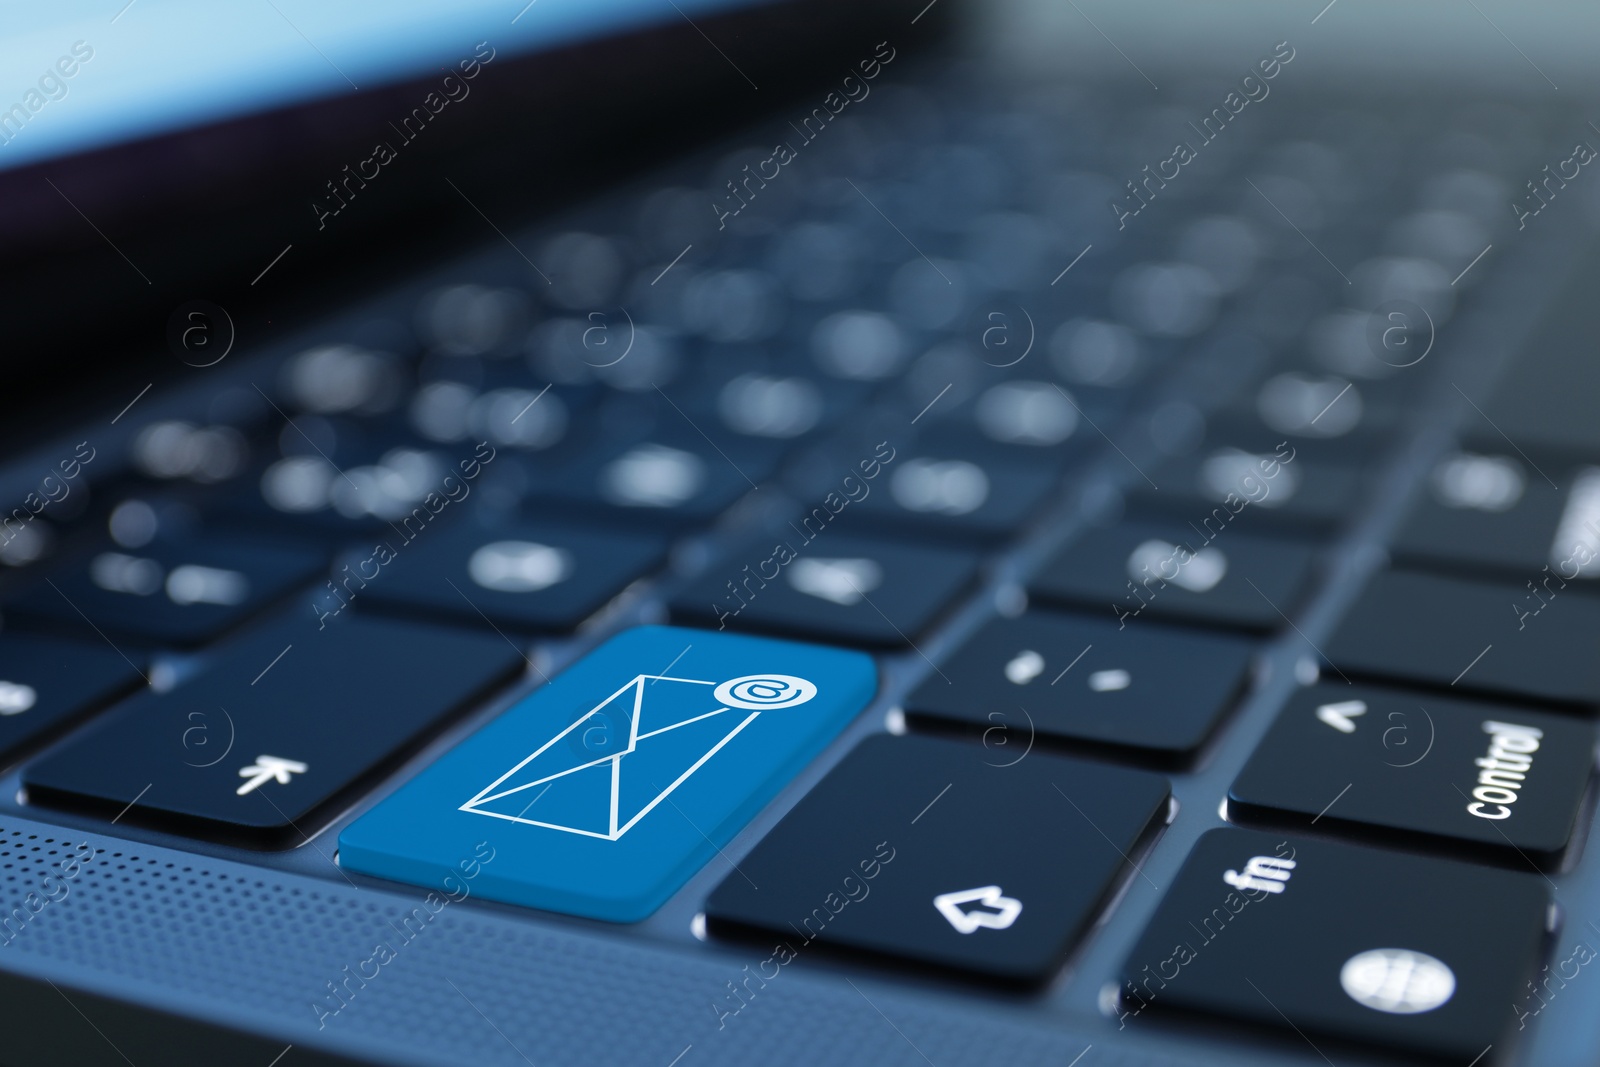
[1119,829,1549,1062]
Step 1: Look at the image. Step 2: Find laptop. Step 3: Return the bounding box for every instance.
[2,1,1598,1063]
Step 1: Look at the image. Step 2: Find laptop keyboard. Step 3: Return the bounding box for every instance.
[1,55,1593,1064]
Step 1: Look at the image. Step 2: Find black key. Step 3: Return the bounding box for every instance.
[1031,520,1315,633]
[905,611,1254,764]
[7,538,324,646]
[1230,683,1595,866]
[23,612,524,844]
[223,435,500,542]
[544,430,785,527]
[779,429,902,505]
[706,734,1170,985]
[331,515,665,632]
[851,451,1059,543]
[0,635,145,764]
[1209,380,1397,462]
[686,368,867,443]
[670,533,979,647]
[1118,828,1548,1062]
[1390,451,1582,579]
[1325,568,1600,707]
[1467,248,1600,457]
[1137,446,1362,533]
[912,409,1091,473]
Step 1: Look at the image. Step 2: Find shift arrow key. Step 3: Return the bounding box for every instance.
[705,734,1170,984]
[23,611,523,846]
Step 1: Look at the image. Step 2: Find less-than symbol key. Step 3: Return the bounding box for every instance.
[1316,699,1368,734]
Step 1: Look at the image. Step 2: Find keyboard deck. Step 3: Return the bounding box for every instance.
[3,47,1600,1067]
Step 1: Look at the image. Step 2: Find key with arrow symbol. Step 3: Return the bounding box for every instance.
[236,755,308,795]
[934,885,1023,934]
[705,733,1171,984]
[20,613,526,846]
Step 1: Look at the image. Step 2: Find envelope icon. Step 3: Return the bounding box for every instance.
[459,671,818,840]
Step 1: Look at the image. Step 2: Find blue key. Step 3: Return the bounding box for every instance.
[338,625,877,921]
